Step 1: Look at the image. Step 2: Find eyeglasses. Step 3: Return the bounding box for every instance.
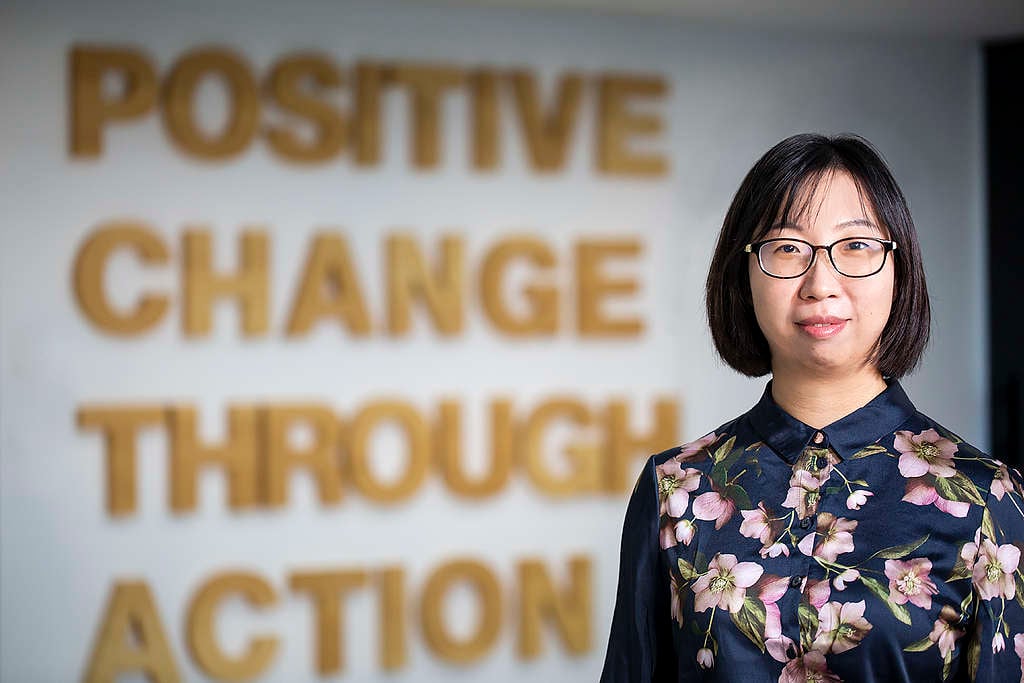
[744,237,898,279]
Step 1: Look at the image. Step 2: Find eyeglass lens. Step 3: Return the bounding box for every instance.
[758,238,887,277]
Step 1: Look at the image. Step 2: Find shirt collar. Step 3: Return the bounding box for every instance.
[746,378,917,464]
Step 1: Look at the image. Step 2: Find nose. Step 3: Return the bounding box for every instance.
[798,247,842,300]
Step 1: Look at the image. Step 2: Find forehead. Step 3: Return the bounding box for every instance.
[768,169,885,236]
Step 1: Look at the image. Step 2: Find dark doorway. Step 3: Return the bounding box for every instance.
[985,37,1024,467]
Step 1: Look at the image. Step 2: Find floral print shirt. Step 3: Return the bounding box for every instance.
[600,379,1024,682]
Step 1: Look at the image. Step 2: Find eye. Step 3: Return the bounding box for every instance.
[773,243,801,254]
[843,240,872,251]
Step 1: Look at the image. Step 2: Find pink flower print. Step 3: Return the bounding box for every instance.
[691,553,764,614]
[901,476,971,517]
[693,489,737,530]
[960,527,983,571]
[675,519,696,546]
[991,462,1018,501]
[765,631,795,664]
[846,489,873,510]
[761,542,790,559]
[972,538,1020,601]
[895,428,958,478]
[928,606,965,658]
[659,518,678,550]
[757,574,792,660]
[670,571,686,627]
[884,558,938,609]
[656,461,702,517]
[832,569,860,591]
[779,651,841,683]
[813,600,873,654]
[659,514,697,549]
[740,502,775,544]
[783,469,829,519]
[806,577,831,609]
[992,632,1005,653]
[696,647,714,669]
[797,513,858,563]
[678,432,719,462]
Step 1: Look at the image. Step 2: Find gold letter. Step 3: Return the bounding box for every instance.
[479,236,558,336]
[348,400,429,504]
[83,580,180,683]
[186,572,279,681]
[182,229,269,337]
[603,397,678,492]
[509,71,582,171]
[263,404,341,507]
[420,559,501,663]
[289,570,368,675]
[522,398,600,497]
[77,406,165,516]
[69,46,157,157]
[435,398,512,498]
[596,74,667,176]
[576,238,644,337]
[517,556,592,658]
[163,48,259,159]
[265,54,346,163]
[286,233,372,337]
[166,405,258,512]
[392,64,463,168]
[386,233,464,336]
[468,69,499,170]
[378,568,407,670]
[353,62,383,166]
[73,221,170,335]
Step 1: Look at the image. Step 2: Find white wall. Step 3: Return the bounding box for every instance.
[0,1,986,681]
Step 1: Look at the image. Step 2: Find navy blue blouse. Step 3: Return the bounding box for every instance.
[600,379,1024,682]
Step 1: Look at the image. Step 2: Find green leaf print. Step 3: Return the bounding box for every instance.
[709,446,743,487]
[860,575,912,625]
[851,444,889,459]
[903,634,935,652]
[982,506,998,542]
[678,558,699,582]
[711,436,737,464]
[869,534,930,560]
[724,484,752,510]
[798,600,818,652]
[933,473,984,506]
[730,597,767,652]
[947,553,971,581]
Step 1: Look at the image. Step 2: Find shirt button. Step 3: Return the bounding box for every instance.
[800,517,812,529]
[790,575,804,589]
[813,431,825,444]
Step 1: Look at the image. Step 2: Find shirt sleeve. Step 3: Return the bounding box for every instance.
[599,454,678,683]
[964,462,1024,681]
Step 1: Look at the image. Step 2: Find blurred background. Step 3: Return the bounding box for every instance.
[1,0,1021,681]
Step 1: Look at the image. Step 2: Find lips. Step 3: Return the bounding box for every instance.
[795,316,848,339]
[797,316,847,325]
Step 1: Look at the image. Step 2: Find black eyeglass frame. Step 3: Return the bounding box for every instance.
[743,237,899,279]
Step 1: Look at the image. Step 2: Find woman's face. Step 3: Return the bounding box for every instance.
[747,170,896,379]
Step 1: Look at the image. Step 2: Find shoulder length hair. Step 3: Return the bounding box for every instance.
[705,132,930,378]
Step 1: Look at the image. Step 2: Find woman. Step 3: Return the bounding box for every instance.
[599,133,1024,682]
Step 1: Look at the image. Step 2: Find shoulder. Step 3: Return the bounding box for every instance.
[649,416,746,471]
[903,409,1023,496]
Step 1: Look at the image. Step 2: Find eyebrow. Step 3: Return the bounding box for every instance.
[770,219,881,232]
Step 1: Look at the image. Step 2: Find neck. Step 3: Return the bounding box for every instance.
[769,366,888,430]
